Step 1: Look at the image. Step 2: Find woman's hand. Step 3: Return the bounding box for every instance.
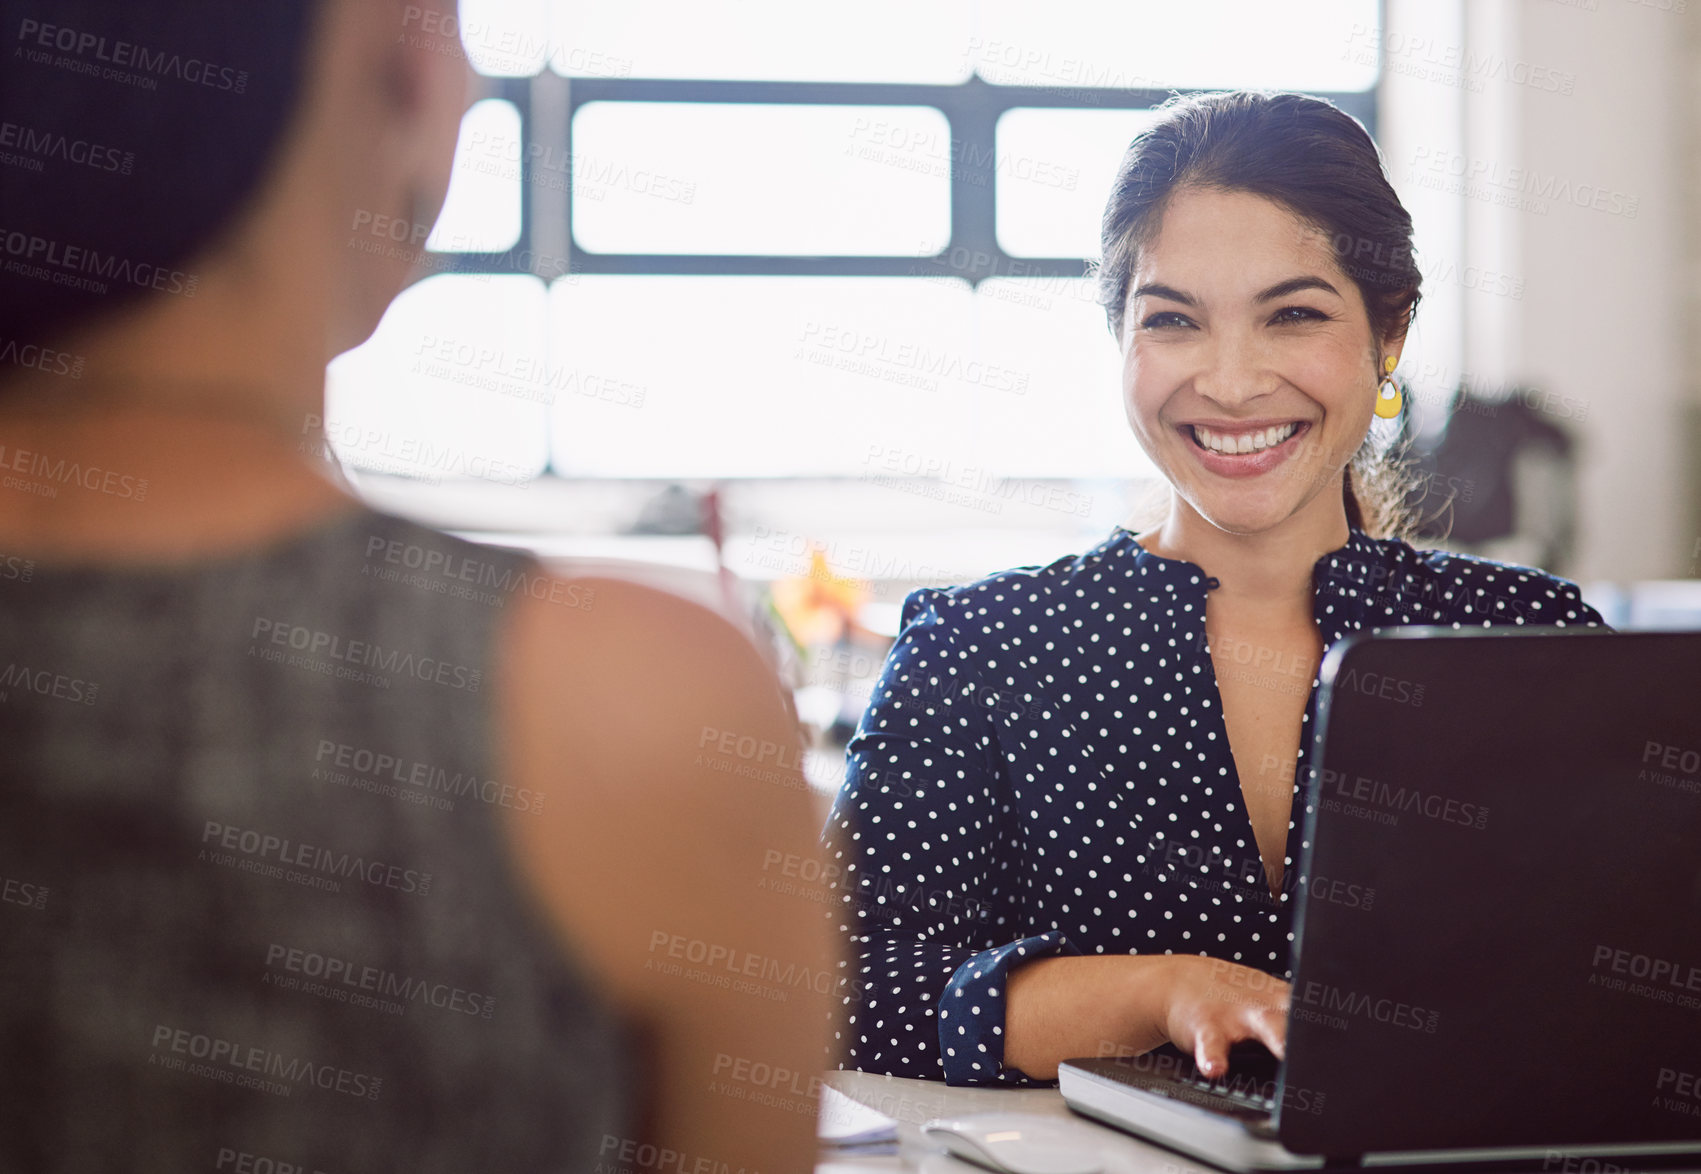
[1004,952,1289,1082]
[1157,955,1290,1077]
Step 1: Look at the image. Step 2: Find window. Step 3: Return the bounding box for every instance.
[331,1,1379,498]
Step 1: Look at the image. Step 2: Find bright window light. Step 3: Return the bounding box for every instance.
[428,99,523,253]
[326,275,550,483]
[455,0,549,77]
[970,0,1378,90]
[996,108,1162,259]
[970,278,1152,478]
[548,277,975,477]
[571,103,952,255]
[548,0,973,82]
[545,275,1153,480]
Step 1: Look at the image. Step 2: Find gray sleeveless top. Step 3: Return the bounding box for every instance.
[0,505,636,1172]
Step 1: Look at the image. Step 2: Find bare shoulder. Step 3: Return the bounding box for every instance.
[500,570,794,793]
[490,568,820,1016]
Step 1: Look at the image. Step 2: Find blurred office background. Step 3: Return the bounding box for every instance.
[325,0,1701,786]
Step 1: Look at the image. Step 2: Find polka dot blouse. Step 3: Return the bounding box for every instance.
[823,525,1604,1086]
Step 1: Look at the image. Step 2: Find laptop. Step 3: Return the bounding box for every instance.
[1059,627,1701,1171]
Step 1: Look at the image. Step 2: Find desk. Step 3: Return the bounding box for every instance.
[816,1069,1223,1174]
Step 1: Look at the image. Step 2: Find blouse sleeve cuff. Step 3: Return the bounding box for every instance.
[938,930,1080,1086]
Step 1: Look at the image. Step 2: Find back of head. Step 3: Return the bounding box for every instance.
[0,0,321,350]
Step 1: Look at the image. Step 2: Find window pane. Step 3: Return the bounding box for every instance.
[429,99,524,253]
[997,108,1160,258]
[548,277,973,477]
[455,0,549,77]
[326,275,550,484]
[544,275,1151,482]
[971,278,1152,479]
[970,0,1378,91]
[572,103,951,255]
[549,0,972,83]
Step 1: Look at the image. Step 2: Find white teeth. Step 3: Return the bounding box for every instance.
[1192,422,1298,455]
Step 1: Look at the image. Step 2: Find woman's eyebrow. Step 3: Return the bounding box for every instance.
[1254,275,1341,302]
[1131,282,1196,305]
[1133,276,1342,306]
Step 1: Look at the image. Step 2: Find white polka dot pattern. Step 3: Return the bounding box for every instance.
[823,525,1603,1085]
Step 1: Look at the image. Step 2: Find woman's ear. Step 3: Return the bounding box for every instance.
[1381,297,1418,368]
[379,0,473,225]
[297,0,475,356]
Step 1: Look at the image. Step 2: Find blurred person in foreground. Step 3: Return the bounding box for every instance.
[0,0,832,1169]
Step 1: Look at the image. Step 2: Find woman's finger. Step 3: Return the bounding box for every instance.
[1246,1003,1287,1060]
[1192,1026,1229,1077]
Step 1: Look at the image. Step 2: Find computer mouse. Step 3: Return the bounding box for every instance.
[921,1113,1104,1174]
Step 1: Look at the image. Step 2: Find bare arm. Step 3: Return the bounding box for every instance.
[498,574,837,1173]
[1004,953,1290,1080]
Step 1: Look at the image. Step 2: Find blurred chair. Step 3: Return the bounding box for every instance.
[1405,386,1579,575]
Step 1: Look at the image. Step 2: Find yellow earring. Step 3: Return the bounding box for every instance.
[1374,355,1403,418]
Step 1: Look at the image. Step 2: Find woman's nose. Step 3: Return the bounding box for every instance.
[1192,338,1274,407]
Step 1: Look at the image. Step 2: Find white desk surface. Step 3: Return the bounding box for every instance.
[816,1069,1223,1174]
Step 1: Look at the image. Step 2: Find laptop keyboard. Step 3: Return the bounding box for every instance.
[1173,1066,1278,1112]
[1097,1041,1284,1122]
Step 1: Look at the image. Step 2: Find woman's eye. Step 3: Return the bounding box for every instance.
[1140,311,1194,330]
[1271,305,1329,325]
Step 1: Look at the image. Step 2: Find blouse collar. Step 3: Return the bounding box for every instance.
[1086,524,1390,654]
[1108,524,1389,605]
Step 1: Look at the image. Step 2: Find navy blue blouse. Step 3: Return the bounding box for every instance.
[824,525,1603,1086]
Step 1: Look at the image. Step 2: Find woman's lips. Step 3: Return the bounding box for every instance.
[1181,420,1312,479]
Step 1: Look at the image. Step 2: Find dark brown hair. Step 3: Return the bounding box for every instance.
[0,0,322,351]
[1095,90,1423,538]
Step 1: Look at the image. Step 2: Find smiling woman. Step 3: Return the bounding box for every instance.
[1097,90,1425,541]
[823,90,1605,1090]
[1122,188,1399,540]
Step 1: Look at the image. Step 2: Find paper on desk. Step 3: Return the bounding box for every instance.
[817,1083,899,1147]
